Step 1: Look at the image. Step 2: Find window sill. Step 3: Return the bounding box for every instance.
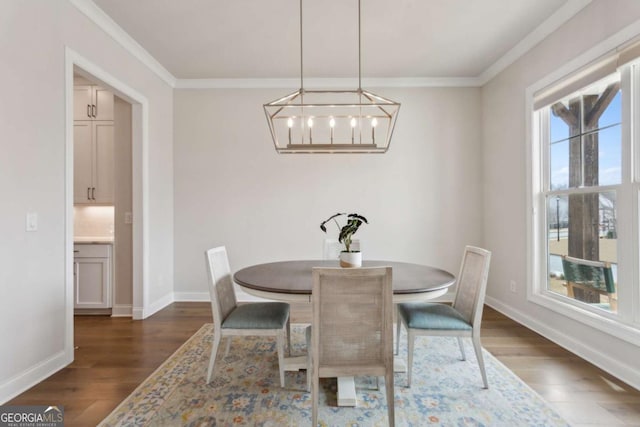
[528,291,640,347]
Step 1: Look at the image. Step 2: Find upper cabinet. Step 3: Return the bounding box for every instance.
[74,85,114,121]
[74,122,114,204]
[74,83,115,205]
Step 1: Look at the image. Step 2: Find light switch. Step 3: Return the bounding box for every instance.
[26,212,38,232]
[124,212,133,224]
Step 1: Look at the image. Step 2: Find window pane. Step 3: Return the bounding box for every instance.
[582,80,621,131]
[550,136,576,190]
[550,104,571,143]
[547,191,618,313]
[596,126,622,186]
[597,91,621,129]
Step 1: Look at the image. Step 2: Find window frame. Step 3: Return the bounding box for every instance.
[526,51,640,347]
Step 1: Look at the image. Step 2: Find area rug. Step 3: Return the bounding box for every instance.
[99,324,569,426]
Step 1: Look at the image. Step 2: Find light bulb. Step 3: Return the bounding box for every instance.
[307,117,314,128]
[350,117,357,128]
[287,118,294,128]
[371,118,378,127]
[329,117,335,144]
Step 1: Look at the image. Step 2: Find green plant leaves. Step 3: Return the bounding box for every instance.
[320,212,368,252]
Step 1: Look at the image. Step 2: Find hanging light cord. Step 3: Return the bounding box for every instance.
[358,0,362,91]
[299,0,362,91]
[299,0,303,91]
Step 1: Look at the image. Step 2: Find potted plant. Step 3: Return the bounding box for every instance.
[320,212,368,267]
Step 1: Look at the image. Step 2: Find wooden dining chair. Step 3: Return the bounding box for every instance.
[396,246,491,388]
[204,246,291,387]
[310,267,395,426]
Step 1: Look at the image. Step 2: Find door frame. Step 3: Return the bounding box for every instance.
[65,47,150,357]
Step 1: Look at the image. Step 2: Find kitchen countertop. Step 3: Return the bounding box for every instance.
[74,236,114,244]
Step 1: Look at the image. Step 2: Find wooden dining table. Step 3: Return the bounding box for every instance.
[234,259,456,406]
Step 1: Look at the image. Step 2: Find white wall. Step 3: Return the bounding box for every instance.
[482,0,640,388]
[173,87,483,298]
[114,97,133,310]
[0,1,173,402]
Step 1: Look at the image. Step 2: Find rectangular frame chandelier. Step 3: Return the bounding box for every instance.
[264,0,400,154]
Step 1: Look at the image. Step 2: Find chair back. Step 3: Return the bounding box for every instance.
[561,255,615,294]
[312,267,393,375]
[322,238,360,260]
[205,246,238,330]
[452,246,492,328]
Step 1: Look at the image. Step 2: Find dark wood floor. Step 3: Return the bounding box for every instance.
[7,302,640,426]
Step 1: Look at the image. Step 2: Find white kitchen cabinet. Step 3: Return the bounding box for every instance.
[74,121,114,204]
[74,244,112,309]
[74,85,114,121]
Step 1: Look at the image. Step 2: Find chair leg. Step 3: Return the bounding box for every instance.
[224,337,232,357]
[385,368,395,427]
[407,330,415,388]
[286,315,292,356]
[472,334,489,389]
[207,332,221,384]
[395,309,401,356]
[305,326,311,392]
[457,337,466,361]
[312,368,319,427]
[276,330,286,388]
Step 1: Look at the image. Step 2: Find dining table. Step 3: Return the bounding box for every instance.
[234,259,456,406]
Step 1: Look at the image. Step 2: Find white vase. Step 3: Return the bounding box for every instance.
[339,251,362,268]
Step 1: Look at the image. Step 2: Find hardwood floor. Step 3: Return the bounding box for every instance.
[7,302,640,426]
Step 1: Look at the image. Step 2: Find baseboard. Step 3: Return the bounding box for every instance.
[142,292,174,319]
[173,292,209,302]
[132,307,144,320]
[0,350,71,404]
[485,295,640,391]
[111,304,132,317]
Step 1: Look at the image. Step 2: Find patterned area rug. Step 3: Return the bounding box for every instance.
[100,324,569,426]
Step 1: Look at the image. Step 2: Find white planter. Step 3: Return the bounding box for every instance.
[339,251,362,268]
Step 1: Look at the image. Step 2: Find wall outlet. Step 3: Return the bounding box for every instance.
[509,280,517,293]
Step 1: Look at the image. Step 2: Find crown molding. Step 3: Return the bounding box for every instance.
[68,0,176,88]
[477,0,592,85]
[71,0,591,90]
[174,76,483,89]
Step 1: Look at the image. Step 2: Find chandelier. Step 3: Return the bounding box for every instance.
[264,0,400,154]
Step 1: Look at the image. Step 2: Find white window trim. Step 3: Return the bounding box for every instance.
[525,26,640,347]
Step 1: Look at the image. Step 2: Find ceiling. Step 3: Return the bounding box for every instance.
[91,0,578,81]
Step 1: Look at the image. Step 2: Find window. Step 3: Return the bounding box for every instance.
[544,75,621,313]
[528,40,640,342]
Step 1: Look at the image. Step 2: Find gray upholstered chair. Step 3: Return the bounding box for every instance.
[205,246,291,387]
[310,267,395,426]
[396,245,491,388]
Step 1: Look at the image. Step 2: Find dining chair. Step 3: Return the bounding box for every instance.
[396,245,491,388]
[204,246,291,387]
[310,267,395,426]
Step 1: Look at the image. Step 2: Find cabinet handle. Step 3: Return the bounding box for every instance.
[92,104,97,118]
[87,104,91,118]
[91,187,96,200]
[74,250,80,253]
[87,187,91,200]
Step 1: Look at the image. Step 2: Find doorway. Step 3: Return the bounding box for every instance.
[65,47,150,359]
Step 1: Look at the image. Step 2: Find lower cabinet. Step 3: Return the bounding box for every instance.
[74,244,112,309]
